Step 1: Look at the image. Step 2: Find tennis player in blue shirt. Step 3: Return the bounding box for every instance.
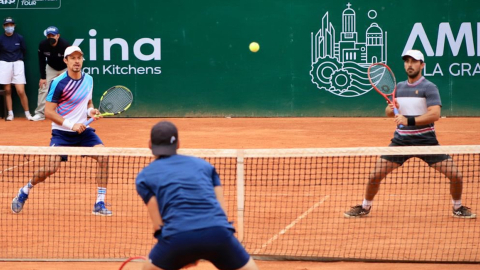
[11,46,112,216]
[136,121,259,270]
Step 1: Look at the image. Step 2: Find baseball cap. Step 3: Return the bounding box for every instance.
[45,26,59,36]
[3,17,15,25]
[402,49,424,62]
[150,121,179,156]
[64,46,83,59]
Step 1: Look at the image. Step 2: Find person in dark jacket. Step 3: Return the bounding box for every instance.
[31,26,70,121]
[0,17,32,121]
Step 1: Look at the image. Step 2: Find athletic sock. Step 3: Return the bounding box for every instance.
[362,199,372,210]
[21,181,33,195]
[452,199,462,210]
[8,110,13,116]
[96,187,107,204]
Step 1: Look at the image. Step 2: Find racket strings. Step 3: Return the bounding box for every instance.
[99,87,133,114]
[369,65,396,94]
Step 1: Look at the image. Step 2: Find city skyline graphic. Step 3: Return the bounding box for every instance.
[310,3,387,97]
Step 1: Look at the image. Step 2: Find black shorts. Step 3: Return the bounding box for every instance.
[149,226,250,270]
[381,143,451,166]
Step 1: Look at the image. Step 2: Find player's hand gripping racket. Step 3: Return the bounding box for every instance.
[367,63,404,128]
[85,85,133,125]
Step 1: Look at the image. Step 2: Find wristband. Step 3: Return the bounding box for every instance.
[62,119,74,130]
[407,116,416,126]
[87,107,94,117]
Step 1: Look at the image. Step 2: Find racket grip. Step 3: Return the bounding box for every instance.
[393,108,404,128]
[85,117,94,125]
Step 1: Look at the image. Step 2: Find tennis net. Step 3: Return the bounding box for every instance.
[1,145,479,262]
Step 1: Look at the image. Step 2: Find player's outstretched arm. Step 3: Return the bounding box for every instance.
[146,196,164,234]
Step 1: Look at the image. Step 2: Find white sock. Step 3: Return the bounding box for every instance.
[96,187,107,204]
[8,110,13,116]
[362,199,373,210]
[452,199,462,210]
[21,181,34,195]
[25,111,32,117]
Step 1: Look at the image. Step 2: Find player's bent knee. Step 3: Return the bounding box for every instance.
[95,156,109,167]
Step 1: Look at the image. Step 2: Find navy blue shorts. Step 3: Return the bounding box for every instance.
[381,143,451,166]
[50,128,103,161]
[149,226,250,270]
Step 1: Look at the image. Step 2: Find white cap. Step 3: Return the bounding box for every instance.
[402,49,424,62]
[64,46,83,59]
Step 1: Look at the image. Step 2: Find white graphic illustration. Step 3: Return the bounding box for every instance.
[0,0,61,9]
[310,3,387,97]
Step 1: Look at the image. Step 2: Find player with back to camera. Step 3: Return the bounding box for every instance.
[136,121,259,270]
[11,46,113,216]
[344,49,476,219]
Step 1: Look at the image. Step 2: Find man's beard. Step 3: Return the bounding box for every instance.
[407,69,420,79]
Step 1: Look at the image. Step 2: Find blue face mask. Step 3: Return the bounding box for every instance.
[5,26,14,34]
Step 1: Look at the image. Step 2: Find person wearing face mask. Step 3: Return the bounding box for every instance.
[31,26,70,121]
[0,17,33,121]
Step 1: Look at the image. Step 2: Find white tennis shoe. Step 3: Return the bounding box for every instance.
[31,114,45,121]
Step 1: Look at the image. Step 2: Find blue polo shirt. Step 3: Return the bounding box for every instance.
[136,154,234,238]
[0,32,26,62]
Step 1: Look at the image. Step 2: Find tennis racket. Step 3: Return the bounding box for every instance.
[85,85,133,125]
[367,63,403,128]
[118,256,147,270]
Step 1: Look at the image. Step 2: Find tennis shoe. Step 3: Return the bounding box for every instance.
[25,112,33,121]
[6,114,14,121]
[452,206,476,219]
[31,114,45,121]
[11,188,29,214]
[92,201,113,216]
[344,205,371,218]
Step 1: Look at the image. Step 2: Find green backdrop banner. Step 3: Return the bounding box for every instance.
[2,0,480,117]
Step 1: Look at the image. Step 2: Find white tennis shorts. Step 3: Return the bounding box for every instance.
[0,60,26,84]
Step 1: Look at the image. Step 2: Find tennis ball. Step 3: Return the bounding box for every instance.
[249,42,260,53]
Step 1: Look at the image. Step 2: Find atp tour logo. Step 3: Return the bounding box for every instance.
[0,0,60,9]
[310,3,387,97]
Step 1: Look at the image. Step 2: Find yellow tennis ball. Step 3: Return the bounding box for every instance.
[249,42,260,53]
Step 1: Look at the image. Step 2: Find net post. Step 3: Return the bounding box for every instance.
[236,149,245,242]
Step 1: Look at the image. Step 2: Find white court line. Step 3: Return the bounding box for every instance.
[253,195,330,254]
[0,157,37,174]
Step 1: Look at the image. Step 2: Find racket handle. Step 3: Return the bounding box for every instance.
[85,117,94,125]
[393,108,404,128]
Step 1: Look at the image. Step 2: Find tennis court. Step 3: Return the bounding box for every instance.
[1,117,480,270]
